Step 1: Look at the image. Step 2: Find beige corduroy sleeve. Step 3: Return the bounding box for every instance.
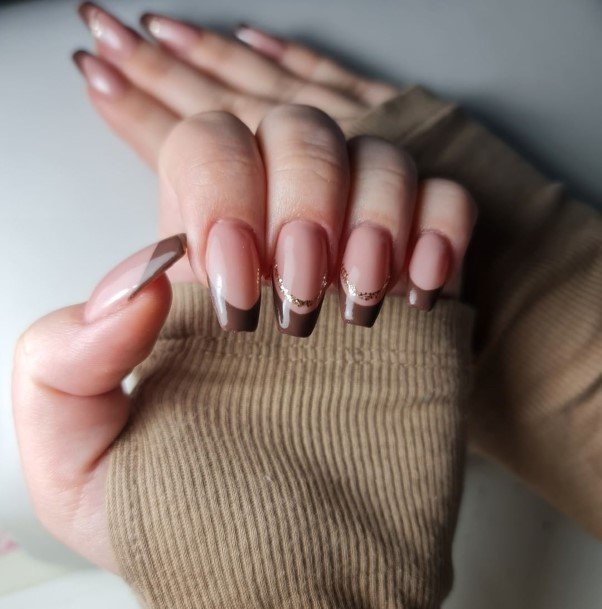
[350,84,602,537]
[108,286,474,608]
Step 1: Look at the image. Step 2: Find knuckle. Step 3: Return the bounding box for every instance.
[349,136,417,185]
[424,178,478,221]
[263,103,343,144]
[160,113,258,186]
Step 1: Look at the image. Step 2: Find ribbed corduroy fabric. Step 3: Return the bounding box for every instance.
[350,85,602,536]
[108,285,474,609]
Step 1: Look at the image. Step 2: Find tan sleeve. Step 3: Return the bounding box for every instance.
[350,85,602,537]
[108,285,474,608]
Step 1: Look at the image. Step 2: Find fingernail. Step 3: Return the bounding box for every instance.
[234,24,286,59]
[407,232,450,311]
[272,220,329,337]
[339,224,391,327]
[72,50,127,99]
[205,220,261,332]
[84,234,186,323]
[140,13,201,53]
[78,2,139,61]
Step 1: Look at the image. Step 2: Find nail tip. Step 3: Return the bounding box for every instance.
[407,283,441,312]
[71,49,88,70]
[272,291,321,338]
[77,2,95,24]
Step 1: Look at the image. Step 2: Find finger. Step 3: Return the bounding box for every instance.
[159,113,265,331]
[407,179,478,310]
[235,24,399,106]
[140,13,301,101]
[73,51,178,168]
[78,3,270,129]
[338,136,416,326]
[257,104,350,337]
[12,235,185,568]
[140,13,365,117]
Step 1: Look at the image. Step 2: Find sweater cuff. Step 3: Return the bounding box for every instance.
[112,284,475,608]
[346,84,459,146]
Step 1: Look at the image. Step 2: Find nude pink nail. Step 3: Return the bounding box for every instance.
[272,220,329,337]
[339,224,391,327]
[78,2,139,62]
[140,13,201,54]
[205,220,261,332]
[234,24,286,59]
[84,234,186,323]
[72,51,127,99]
[407,232,450,311]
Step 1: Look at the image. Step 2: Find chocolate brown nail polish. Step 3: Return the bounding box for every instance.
[272,220,329,338]
[205,220,261,332]
[78,2,140,62]
[407,231,449,312]
[407,282,442,311]
[338,224,391,327]
[72,50,128,99]
[85,234,186,323]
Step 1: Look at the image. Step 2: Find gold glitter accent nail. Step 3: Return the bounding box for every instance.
[340,265,390,302]
[273,263,328,308]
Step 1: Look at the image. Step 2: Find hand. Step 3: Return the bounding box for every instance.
[73,1,400,167]
[14,83,476,576]
[13,2,475,571]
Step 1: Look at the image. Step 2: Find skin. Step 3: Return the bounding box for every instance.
[12,6,477,573]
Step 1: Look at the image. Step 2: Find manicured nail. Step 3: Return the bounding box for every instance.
[78,2,139,61]
[205,220,261,332]
[407,232,450,311]
[140,13,201,53]
[84,234,186,323]
[72,51,127,99]
[234,24,286,59]
[339,224,391,327]
[272,220,329,338]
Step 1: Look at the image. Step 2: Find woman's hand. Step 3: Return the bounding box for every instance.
[74,4,476,317]
[14,94,475,578]
[12,2,476,574]
[74,2,399,167]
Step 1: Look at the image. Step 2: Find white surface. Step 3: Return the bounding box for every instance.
[1,0,600,606]
[0,571,137,609]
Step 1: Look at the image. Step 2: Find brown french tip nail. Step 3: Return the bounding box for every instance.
[407,282,442,311]
[407,231,450,311]
[140,13,202,52]
[78,2,139,61]
[84,234,186,323]
[338,224,391,327]
[71,50,127,99]
[205,220,261,332]
[272,220,329,338]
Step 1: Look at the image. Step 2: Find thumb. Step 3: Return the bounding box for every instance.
[12,234,186,570]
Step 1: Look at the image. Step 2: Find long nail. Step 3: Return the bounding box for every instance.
[234,24,286,59]
[272,220,329,337]
[407,232,450,311]
[205,220,261,332]
[339,224,391,327]
[140,13,201,53]
[85,234,186,323]
[78,2,139,61]
[72,51,127,99]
